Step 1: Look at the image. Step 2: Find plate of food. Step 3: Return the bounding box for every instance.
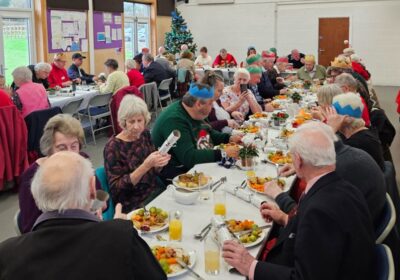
[151,243,196,278]
[214,142,242,151]
[249,112,268,121]
[225,219,266,248]
[266,150,292,165]
[233,125,260,134]
[273,95,288,100]
[172,171,211,191]
[128,207,169,233]
[247,176,286,194]
[280,128,294,139]
[270,101,282,110]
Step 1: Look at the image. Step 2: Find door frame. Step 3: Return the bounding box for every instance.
[317,16,352,65]
[0,8,37,75]
[125,16,151,56]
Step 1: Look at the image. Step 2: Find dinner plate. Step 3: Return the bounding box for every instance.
[127,209,169,234]
[172,175,212,192]
[240,229,266,248]
[150,242,197,278]
[247,178,287,195]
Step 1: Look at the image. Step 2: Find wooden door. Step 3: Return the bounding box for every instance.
[318,17,349,67]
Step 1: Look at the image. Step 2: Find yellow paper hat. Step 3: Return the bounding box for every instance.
[304,55,315,63]
[330,55,351,69]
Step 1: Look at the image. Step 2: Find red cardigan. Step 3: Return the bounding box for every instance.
[48,63,70,88]
[0,89,13,107]
[127,69,145,88]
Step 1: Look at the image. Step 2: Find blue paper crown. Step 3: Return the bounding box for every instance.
[332,102,362,118]
[188,83,214,99]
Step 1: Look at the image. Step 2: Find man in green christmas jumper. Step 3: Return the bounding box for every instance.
[152,83,242,180]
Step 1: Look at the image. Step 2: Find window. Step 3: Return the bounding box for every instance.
[0,0,31,9]
[0,0,34,83]
[124,2,151,59]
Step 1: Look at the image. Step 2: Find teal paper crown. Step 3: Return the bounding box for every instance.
[188,83,214,99]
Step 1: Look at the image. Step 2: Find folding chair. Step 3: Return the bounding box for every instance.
[61,97,83,117]
[157,78,173,110]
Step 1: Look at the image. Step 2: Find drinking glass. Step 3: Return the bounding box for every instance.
[169,210,183,241]
[213,189,226,217]
[204,235,220,275]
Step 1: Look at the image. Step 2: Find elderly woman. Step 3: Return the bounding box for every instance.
[325,93,384,170]
[12,66,49,118]
[194,46,213,68]
[177,50,195,80]
[104,95,171,212]
[98,59,130,95]
[11,62,51,91]
[220,68,261,116]
[310,84,343,121]
[201,71,242,133]
[125,59,144,88]
[18,114,97,233]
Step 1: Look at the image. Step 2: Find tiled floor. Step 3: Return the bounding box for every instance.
[0,86,399,242]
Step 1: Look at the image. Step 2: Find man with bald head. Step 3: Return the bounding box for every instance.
[222,123,375,280]
[0,152,166,280]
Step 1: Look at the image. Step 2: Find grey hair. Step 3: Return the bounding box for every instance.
[125,59,137,70]
[34,62,52,73]
[118,95,151,129]
[335,73,358,91]
[234,68,250,81]
[31,152,94,212]
[317,84,342,106]
[12,66,32,83]
[289,123,336,167]
[40,114,84,156]
[143,53,154,63]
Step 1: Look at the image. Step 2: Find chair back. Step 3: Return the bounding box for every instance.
[383,161,400,233]
[376,193,397,244]
[139,82,158,111]
[214,69,224,78]
[61,98,83,115]
[24,106,62,163]
[13,209,21,236]
[158,78,173,91]
[87,93,112,108]
[375,244,395,280]
[95,166,115,220]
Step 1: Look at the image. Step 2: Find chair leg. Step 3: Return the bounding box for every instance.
[79,115,87,146]
[159,98,164,111]
[90,117,96,145]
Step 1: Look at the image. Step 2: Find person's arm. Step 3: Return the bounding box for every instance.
[258,74,279,99]
[143,68,155,83]
[99,73,116,94]
[275,192,297,213]
[156,117,223,170]
[246,91,262,113]
[231,55,238,67]
[67,65,79,80]
[80,68,95,83]
[212,56,221,68]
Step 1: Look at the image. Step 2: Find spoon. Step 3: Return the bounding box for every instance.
[275,163,280,181]
[194,223,212,239]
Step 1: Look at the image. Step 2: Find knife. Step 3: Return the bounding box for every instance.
[176,259,205,280]
[233,224,272,236]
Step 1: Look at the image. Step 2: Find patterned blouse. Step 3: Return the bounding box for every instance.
[219,86,256,116]
[104,130,158,213]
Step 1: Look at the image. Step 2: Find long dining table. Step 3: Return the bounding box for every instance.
[48,86,100,110]
[135,127,297,279]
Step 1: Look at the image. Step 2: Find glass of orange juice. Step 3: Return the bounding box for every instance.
[169,210,182,241]
[204,235,220,275]
[213,190,226,217]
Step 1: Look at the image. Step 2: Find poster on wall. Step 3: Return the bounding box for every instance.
[47,9,87,53]
[93,11,123,49]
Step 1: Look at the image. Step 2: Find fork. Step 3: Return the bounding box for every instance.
[212,177,227,192]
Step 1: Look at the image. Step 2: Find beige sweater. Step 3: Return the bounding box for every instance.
[99,70,130,94]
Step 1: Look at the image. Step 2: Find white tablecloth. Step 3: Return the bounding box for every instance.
[137,128,296,279]
[48,88,99,111]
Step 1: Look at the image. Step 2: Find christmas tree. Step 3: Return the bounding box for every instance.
[165,9,197,55]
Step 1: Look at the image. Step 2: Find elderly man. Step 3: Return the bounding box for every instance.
[274,57,288,75]
[246,66,266,108]
[212,48,237,68]
[287,49,305,69]
[48,53,73,88]
[11,62,51,91]
[68,53,97,84]
[297,55,326,81]
[335,73,371,126]
[152,83,241,180]
[0,152,166,279]
[222,123,375,280]
[259,52,287,99]
[143,53,169,86]
[266,122,385,228]
[156,46,166,59]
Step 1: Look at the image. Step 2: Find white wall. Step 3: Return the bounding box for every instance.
[178,0,400,86]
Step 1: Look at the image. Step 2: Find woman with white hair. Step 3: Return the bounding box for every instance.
[12,66,49,118]
[220,68,262,116]
[325,92,384,170]
[11,62,52,91]
[103,95,171,212]
[125,59,144,88]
